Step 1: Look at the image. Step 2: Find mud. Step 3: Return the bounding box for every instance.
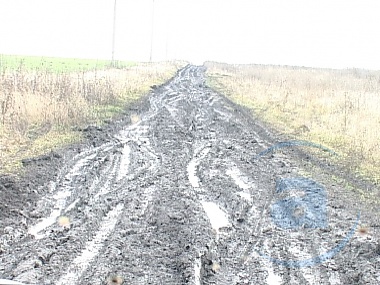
[0,65,379,284]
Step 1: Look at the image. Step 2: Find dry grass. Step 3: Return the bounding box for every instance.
[0,61,185,173]
[205,62,380,184]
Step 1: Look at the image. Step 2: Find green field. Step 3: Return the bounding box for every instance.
[0,54,134,72]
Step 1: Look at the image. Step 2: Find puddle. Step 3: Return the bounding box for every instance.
[267,269,282,285]
[188,158,200,188]
[262,241,282,285]
[194,254,202,285]
[237,192,251,201]
[187,146,211,188]
[226,168,250,190]
[201,201,230,233]
[226,167,252,201]
[28,209,62,239]
[117,144,131,181]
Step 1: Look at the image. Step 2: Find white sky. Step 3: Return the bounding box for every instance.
[1,0,380,69]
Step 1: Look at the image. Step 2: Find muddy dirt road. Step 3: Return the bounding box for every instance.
[1,65,379,284]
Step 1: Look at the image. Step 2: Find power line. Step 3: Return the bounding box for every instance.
[149,0,155,62]
[112,0,117,66]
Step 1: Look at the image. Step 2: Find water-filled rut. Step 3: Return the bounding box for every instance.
[0,65,379,284]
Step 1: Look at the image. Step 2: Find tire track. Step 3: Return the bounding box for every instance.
[11,114,160,283]
[56,203,124,285]
[2,65,379,285]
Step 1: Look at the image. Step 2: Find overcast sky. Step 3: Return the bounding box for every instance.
[1,0,380,69]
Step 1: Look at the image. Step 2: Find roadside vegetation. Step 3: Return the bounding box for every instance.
[0,54,185,173]
[205,61,380,185]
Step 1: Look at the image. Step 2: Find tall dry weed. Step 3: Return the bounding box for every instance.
[0,61,182,172]
[206,62,380,184]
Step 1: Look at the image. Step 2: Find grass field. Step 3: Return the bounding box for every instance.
[0,54,133,72]
[205,61,380,185]
[0,54,185,174]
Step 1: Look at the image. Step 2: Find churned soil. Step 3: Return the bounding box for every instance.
[0,65,379,285]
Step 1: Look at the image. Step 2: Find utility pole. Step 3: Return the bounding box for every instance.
[149,0,155,62]
[111,0,117,66]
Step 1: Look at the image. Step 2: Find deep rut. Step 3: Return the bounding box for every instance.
[0,65,379,284]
